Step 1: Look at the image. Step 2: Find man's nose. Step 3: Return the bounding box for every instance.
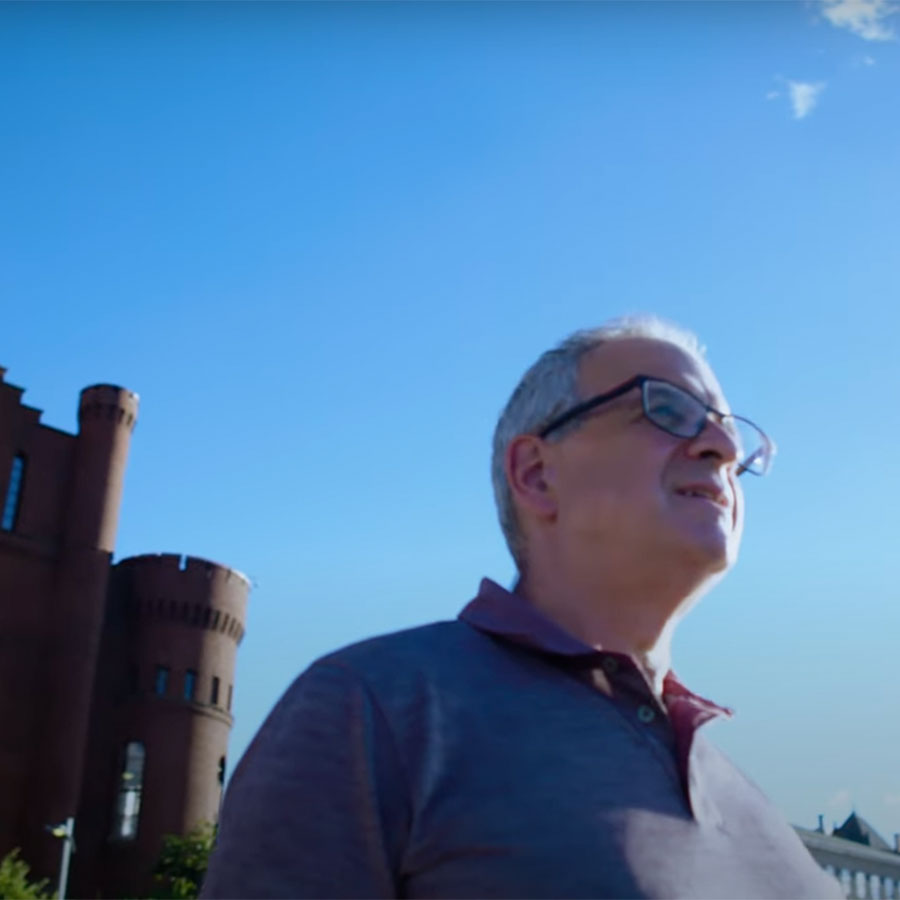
[686,413,740,466]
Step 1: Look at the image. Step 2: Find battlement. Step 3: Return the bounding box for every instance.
[78,384,139,431]
[0,369,142,436]
[116,553,251,587]
[0,365,46,427]
[80,384,139,404]
[114,553,250,645]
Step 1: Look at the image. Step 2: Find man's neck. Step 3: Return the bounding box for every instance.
[515,564,709,699]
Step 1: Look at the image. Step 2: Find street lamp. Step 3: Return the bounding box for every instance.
[45,817,75,900]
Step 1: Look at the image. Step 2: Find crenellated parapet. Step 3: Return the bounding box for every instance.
[78,384,139,433]
[113,553,249,645]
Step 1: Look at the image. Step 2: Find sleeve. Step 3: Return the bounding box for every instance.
[200,660,411,899]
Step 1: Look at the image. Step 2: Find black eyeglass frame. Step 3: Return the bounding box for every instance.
[537,374,775,477]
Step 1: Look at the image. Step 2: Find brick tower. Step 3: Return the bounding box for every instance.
[23,384,139,875]
[72,553,249,898]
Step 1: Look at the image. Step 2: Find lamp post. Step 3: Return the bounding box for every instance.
[45,817,75,900]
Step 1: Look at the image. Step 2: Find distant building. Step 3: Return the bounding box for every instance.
[0,366,249,898]
[797,813,900,899]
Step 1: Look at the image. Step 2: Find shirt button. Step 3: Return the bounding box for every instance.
[601,657,619,674]
[637,705,656,724]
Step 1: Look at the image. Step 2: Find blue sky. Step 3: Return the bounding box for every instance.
[3,1,899,840]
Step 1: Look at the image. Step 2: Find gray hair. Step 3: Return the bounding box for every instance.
[491,315,707,569]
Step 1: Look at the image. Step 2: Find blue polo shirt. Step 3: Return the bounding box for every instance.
[202,579,842,899]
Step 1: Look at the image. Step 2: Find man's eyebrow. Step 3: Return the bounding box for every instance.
[673,380,722,410]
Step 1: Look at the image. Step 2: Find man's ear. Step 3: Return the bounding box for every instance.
[505,435,558,522]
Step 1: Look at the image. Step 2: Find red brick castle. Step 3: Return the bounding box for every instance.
[0,366,249,897]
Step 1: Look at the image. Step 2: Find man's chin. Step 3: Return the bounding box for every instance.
[677,531,740,578]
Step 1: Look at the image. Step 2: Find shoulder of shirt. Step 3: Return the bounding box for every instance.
[293,618,508,699]
[317,619,484,670]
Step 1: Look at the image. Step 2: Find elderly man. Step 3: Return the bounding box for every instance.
[202,316,841,899]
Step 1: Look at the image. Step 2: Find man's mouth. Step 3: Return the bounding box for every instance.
[674,484,729,508]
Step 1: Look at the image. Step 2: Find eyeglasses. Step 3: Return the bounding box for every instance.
[538,375,776,476]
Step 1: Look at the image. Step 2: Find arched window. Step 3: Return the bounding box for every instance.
[111,741,145,840]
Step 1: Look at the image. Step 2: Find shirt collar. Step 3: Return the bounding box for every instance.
[459,577,601,658]
[459,577,733,719]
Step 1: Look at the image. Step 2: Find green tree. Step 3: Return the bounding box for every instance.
[151,822,215,900]
[0,848,54,900]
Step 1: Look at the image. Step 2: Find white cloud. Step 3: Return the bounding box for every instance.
[766,90,782,100]
[788,81,827,118]
[884,792,900,807]
[862,53,878,63]
[821,0,898,41]
[827,788,852,809]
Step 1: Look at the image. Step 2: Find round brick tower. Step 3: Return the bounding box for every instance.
[66,385,140,553]
[99,552,249,897]
[27,385,139,873]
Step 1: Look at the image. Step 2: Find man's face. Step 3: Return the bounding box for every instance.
[544,337,744,578]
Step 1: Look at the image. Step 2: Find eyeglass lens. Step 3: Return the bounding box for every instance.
[642,381,767,475]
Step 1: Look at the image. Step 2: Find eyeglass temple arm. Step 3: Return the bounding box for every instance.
[538,377,646,439]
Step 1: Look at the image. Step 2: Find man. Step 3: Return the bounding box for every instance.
[202,316,842,899]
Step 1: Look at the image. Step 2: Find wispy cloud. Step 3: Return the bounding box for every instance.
[766,90,782,100]
[862,53,878,63]
[821,0,898,41]
[788,81,827,118]
[884,792,900,807]
[827,788,852,810]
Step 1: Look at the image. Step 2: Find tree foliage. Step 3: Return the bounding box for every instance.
[151,822,215,900]
[0,848,54,900]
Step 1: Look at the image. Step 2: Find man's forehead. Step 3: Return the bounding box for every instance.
[578,337,728,409]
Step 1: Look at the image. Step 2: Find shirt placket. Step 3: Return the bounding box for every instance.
[561,654,685,803]
[599,656,686,791]
[562,653,726,826]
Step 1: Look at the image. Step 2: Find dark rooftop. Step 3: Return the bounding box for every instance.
[834,812,893,852]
